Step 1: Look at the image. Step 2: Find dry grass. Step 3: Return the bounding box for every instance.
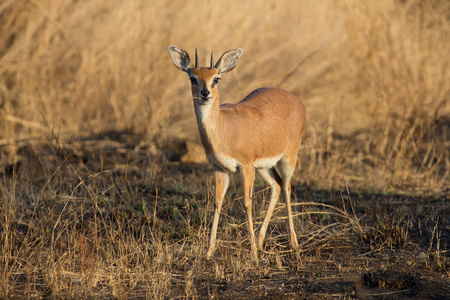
[0,0,449,298]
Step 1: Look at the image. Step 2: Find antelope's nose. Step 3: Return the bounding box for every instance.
[201,90,210,98]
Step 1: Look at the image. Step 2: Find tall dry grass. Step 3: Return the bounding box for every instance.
[0,1,449,297]
[1,0,448,193]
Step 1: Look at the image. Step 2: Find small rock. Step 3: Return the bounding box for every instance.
[416,252,427,260]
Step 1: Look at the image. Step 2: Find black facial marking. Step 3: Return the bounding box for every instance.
[189,77,197,86]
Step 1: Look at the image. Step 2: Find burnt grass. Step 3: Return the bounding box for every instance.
[1,132,449,299]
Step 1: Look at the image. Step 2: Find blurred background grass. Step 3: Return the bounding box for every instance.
[0,0,449,192]
[0,1,449,298]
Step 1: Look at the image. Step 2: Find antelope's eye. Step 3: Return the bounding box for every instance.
[212,77,220,86]
[189,77,197,85]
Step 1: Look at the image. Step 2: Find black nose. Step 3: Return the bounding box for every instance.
[201,90,210,97]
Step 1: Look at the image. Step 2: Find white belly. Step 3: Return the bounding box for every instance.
[254,154,283,169]
[208,153,239,173]
[208,152,283,173]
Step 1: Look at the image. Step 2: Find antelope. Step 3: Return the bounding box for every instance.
[168,46,306,263]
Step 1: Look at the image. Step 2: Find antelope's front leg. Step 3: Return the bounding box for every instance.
[241,165,258,263]
[206,170,229,260]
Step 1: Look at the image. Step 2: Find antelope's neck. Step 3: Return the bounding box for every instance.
[193,96,221,154]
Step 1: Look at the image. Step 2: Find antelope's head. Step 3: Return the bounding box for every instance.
[168,46,243,103]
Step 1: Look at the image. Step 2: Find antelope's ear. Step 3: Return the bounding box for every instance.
[214,48,243,74]
[168,45,192,72]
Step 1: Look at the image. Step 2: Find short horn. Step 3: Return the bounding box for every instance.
[195,48,198,68]
[210,51,214,69]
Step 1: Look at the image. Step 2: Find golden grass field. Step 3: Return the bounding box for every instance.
[0,0,449,298]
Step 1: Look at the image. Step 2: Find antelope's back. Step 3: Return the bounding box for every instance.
[219,88,306,160]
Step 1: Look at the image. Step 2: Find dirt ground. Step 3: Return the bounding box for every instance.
[1,132,448,299]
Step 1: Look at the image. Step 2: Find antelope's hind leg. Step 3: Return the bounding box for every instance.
[256,167,282,249]
[277,155,299,250]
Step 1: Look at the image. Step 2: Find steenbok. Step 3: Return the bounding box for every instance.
[168,46,306,263]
